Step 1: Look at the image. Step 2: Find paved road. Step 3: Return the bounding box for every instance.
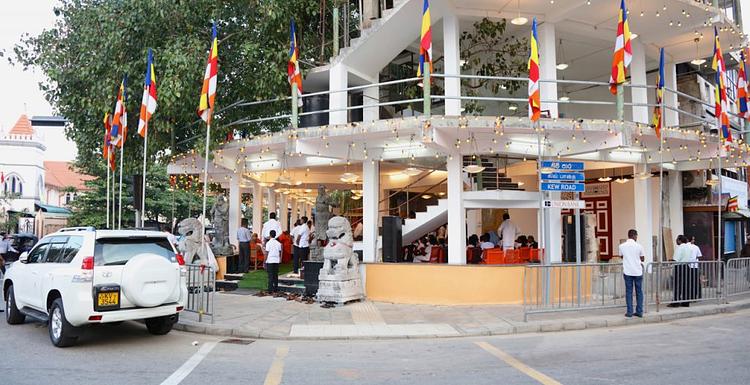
[1,308,748,385]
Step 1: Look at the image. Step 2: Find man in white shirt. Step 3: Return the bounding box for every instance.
[236,218,252,272]
[262,212,282,244]
[290,219,301,275]
[618,229,645,317]
[0,232,18,275]
[497,213,520,250]
[265,230,282,292]
[479,233,495,250]
[294,216,311,273]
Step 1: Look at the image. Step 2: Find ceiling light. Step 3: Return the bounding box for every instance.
[637,172,652,180]
[403,167,422,176]
[340,172,358,183]
[258,182,275,187]
[293,180,303,186]
[556,63,569,70]
[517,181,525,186]
[540,166,555,174]
[508,103,518,111]
[559,95,570,102]
[437,192,446,196]
[275,175,292,185]
[598,176,612,182]
[304,188,312,193]
[350,195,362,200]
[691,58,706,65]
[421,194,432,199]
[511,16,528,25]
[464,164,486,173]
[614,177,630,184]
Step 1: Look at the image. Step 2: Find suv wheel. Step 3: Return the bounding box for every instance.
[145,314,177,335]
[48,298,78,347]
[5,286,26,325]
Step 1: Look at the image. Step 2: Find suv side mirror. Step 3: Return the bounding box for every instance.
[19,252,29,263]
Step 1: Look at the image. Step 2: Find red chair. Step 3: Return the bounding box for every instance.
[530,248,542,263]
[429,246,441,263]
[518,248,531,263]
[485,248,504,264]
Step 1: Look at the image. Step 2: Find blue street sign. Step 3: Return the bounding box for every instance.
[541,161,585,171]
[541,172,585,182]
[541,182,585,192]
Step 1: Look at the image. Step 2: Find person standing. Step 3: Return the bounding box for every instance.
[290,219,301,274]
[262,212,282,245]
[236,218,252,272]
[265,230,282,293]
[619,229,645,317]
[497,213,520,250]
[669,235,693,308]
[0,232,18,275]
[294,216,311,275]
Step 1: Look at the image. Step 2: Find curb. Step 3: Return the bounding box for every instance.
[174,299,750,341]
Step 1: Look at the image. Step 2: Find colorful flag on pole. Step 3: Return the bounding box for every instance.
[288,19,303,105]
[138,48,158,137]
[728,196,739,212]
[103,112,111,160]
[528,18,540,122]
[652,47,665,138]
[198,23,218,124]
[417,0,432,77]
[110,77,128,148]
[609,0,632,94]
[737,49,748,120]
[712,26,732,142]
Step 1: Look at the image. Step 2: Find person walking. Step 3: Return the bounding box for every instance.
[497,213,520,250]
[236,218,252,272]
[294,216,311,275]
[618,229,645,317]
[265,230,282,293]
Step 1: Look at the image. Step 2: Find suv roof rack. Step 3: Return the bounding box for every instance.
[58,226,96,233]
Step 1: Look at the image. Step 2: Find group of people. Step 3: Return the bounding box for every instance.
[0,232,19,275]
[464,214,537,264]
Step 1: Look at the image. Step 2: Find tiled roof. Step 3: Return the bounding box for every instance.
[9,114,34,135]
[44,161,94,190]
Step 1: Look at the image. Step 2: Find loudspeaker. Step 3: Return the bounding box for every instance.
[562,214,586,263]
[132,174,143,211]
[382,216,403,262]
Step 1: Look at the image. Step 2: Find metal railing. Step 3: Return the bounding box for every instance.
[185,263,215,323]
[646,261,724,312]
[725,257,750,298]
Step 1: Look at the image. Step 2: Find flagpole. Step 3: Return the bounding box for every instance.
[200,119,211,259]
[118,145,124,229]
[106,162,110,229]
[141,131,148,227]
[112,162,117,229]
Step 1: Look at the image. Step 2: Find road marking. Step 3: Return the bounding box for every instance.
[160,341,218,385]
[475,341,562,385]
[263,346,290,385]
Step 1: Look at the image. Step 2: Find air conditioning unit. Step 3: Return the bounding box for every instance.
[682,170,707,188]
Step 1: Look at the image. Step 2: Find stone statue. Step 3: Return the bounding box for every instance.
[316,216,364,305]
[177,218,208,266]
[311,185,338,261]
[210,195,232,255]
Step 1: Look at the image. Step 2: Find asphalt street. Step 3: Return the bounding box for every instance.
[0,307,748,385]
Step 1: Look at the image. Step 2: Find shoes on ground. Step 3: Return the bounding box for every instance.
[667,303,680,308]
[634,313,643,318]
[625,313,633,318]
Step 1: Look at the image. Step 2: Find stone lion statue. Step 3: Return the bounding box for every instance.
[321,216,358,275]
[177,218,208,266]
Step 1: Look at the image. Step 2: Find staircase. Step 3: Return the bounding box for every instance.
[401,198,449,245]
[463,156,525,191]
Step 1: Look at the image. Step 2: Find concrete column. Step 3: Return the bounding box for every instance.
[329,62,348,124]
[252,182,263,236]
[267,188,277,217]
[630,40,649,124]
[363,160,380,263]
[362,0,379,29]
[541,192,563,263]
[363,84,379,123]
[664,62,679,127]
[280,193,289,231]
[447,155,466,264]
[291,199,299,224]
[538,22,558,118]
[668,171,684,237]
[228,176,242,246]
[634,164,655,265]
[443,12,461,116]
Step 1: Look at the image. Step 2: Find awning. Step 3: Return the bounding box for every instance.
[35,203,71,215]
[722,209,750,220]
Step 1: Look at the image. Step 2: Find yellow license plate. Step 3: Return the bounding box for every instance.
[97,292,119,307]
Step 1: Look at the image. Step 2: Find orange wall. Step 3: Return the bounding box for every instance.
[365,263,526,305]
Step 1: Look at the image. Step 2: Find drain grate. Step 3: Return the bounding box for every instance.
[220,338,255,345]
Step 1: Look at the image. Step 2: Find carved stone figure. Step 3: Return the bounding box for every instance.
[316,216,364,305]
[311,185,338,261]
[177,218,208,266]
[210,195,232,255]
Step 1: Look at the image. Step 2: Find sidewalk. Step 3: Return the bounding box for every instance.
[175,290,750,340]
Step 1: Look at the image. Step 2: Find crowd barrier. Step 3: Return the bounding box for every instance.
[725,257,750,298]
[185,263,215,323]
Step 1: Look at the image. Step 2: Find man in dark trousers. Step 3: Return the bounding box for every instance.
[236,219,252,272]
[265,230,282,292]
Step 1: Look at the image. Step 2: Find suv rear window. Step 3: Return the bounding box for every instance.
[95,237,176,266]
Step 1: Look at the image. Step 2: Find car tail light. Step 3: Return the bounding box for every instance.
[176,306,184,312]
[175,253,185,266]
[88,315,102,321]
[81,256,94,270]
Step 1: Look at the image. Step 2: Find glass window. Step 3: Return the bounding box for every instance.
[27,242,50,264]
[45,241,67,263]
[60,236,83,263]
[95,237,175,266]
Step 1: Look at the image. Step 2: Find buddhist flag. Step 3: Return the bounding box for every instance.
[712,26,732,142]
[528,18,540,122]
[417,0,432,77]
[103,112,111,160]
[288,19,303,106]
[609,0,632,94]
[652,48,665,138]
[110,77,128,148]
[737,49,748,120]
[198,23,218,124]
[728,196,739,212]
[138,48,158,137]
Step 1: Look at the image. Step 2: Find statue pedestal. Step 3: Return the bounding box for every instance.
[316,269,363,304]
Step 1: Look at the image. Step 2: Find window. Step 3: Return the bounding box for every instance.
[3,175,23,196]
[26,242,50,264]
[61,236,83,263]
[45,238,67,263]
[95,237,175,266]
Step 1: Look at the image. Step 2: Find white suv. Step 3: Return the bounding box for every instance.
[3,227,187,347]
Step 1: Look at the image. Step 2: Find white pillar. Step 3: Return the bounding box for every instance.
[363,160,380,263]
[664,62,679,127]
[466,209,481,237]
[634,165,655,265]
[630,40,649,124]
[668,171,684,237]
[363,84,379,122]
[267,188,276,218]
[252,182,263,236]
[228,176,242,246]
[305,201,313,220]
[280,193,289,231]
[542,192,563,263]
[443,12,461,116]
[291,199,299,224]
[329,62,348,124]
[447,155,466,264]
[539,22,558,118]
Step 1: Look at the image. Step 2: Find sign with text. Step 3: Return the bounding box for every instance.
[541,172,585,181]
[540,161,585,171]
[543,200,586,209]
[541,182,585,192]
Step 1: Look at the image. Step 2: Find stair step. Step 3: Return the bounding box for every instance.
[278,283,306,294]
[223,273,244,281]
[216,280,238,291]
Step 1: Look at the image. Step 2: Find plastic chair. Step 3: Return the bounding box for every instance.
[429,246,441,263]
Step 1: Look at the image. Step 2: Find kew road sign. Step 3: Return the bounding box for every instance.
[541,182,585,192]
[540,172,585,181]
[543,200,586,209]
[540,161,585,171]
